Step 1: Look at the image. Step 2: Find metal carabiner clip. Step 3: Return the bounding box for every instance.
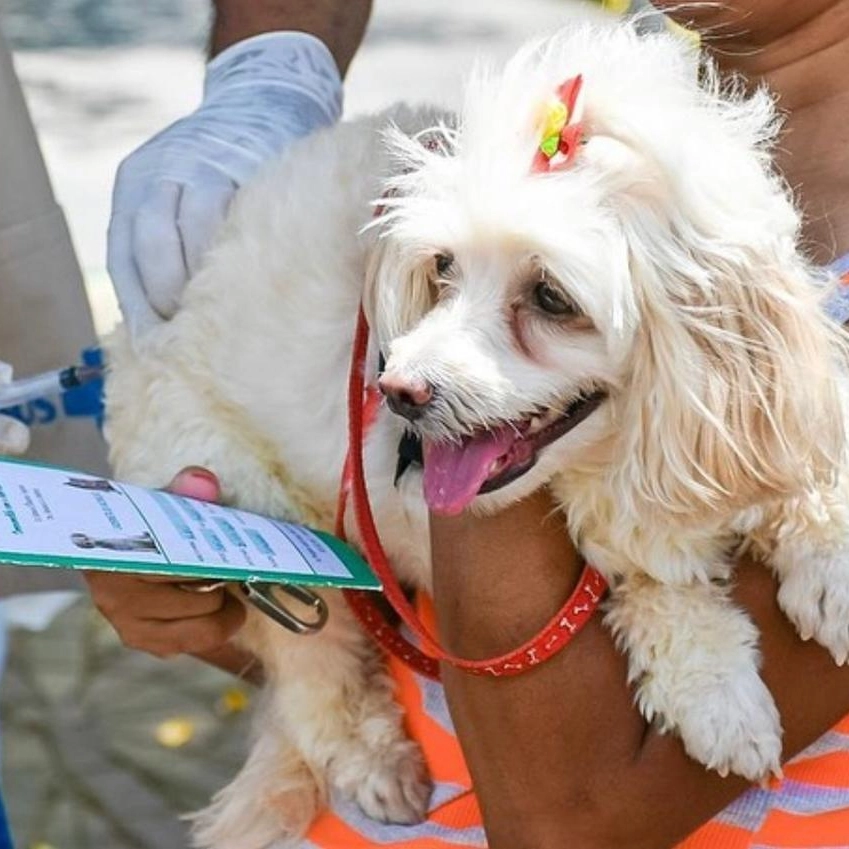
[240,582,329,635]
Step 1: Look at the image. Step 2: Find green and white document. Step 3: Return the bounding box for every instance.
[0,458,379,590]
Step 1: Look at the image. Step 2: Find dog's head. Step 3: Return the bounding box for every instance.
[366,22,847,519]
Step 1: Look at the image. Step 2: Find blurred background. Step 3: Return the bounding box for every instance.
[0,1,579,847]
[4,0,577,337]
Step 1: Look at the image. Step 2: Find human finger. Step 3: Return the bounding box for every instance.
[0,414,30,455]
[167,466,221,502]
[117,593,246,658]
[177,176,234,278]
[132,182,189,320]
[107,210,161,336]
[84,570,228,622]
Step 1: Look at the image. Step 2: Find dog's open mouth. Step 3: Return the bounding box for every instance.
[422,389,607,516]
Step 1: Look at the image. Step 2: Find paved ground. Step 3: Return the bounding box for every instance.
[0,2,593,847]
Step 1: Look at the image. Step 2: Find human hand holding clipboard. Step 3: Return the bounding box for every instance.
[0,459,377,667]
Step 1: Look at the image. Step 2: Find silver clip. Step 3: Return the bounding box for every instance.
[240,582,328,635]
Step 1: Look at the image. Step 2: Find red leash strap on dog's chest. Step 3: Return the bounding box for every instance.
[338,308,608,680]
[338,73,606,679]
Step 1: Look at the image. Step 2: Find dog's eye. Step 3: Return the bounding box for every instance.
[435,253,454,278]
[533,281,579,317]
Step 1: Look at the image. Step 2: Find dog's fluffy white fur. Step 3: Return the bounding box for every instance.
[106,18,849,848]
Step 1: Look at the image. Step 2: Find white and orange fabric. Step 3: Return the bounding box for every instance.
[297,586,849,849]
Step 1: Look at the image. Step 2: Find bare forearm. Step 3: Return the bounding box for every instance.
[660,0,849,261]
[432,495,742,849]
[210,0,372,73]
[432,494,849,849]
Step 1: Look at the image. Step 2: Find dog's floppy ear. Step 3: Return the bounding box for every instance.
[595,86,848,516]
[363,233,434,348]
[362,120,458,348]
[615,227,846,517]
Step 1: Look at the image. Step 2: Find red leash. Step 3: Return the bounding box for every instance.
[338,309,608,680]
[338,75,608,680]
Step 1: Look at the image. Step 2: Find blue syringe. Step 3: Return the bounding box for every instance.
[0,363,104,409]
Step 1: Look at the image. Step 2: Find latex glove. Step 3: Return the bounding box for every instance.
[108,31,343,336]
[0,361,31,455]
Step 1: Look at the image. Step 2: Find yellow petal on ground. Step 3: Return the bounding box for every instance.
[154,717,196,748]
[219,687,250,714]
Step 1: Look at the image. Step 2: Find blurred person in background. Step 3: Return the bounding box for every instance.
[0,26,104,473]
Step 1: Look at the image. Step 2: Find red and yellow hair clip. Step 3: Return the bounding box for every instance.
[532,75,585,174]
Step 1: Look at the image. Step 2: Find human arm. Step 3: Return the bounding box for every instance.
[431,5,849,847]
[653,0,849,262]
[83,467,262,684]
[209,0,371,71]
[433,494,849,849]
[108,0,372,336]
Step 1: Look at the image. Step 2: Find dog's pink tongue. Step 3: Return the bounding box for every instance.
[423,427,517,516]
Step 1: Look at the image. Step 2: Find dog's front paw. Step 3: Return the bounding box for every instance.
[645,667,783,782]
[778,554,849,665]
[330,736,432,824]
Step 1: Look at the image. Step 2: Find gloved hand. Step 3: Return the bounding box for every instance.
[108,31,343,336]
[0,361,30,455]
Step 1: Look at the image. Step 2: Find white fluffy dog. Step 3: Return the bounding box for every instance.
[105,18,849,849]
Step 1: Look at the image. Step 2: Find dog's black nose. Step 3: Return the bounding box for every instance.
[378,373,434,422]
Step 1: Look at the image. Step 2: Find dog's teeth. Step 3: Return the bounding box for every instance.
[527,410,559,434]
